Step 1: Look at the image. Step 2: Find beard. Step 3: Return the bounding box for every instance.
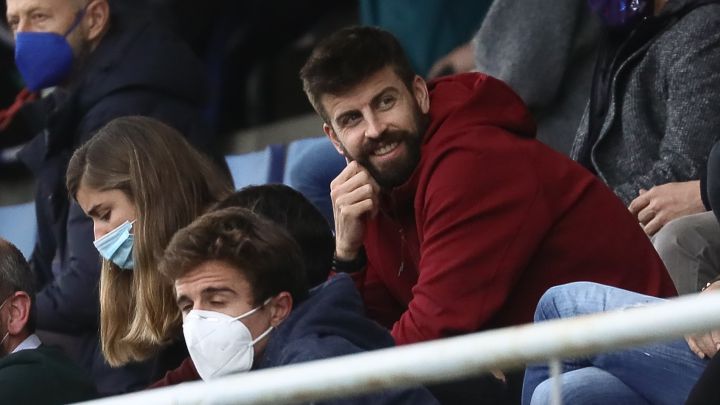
[65,33,94,86]
[342,106,429,190]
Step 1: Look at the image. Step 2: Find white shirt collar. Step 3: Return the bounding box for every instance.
[11,333,41,353]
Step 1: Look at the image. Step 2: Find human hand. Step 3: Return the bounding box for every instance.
[330,161,380,260]
[628,180,703,236]
[686,281,720,359]
[427,42,475,79]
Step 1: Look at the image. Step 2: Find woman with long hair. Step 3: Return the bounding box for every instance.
[65,116,233,369]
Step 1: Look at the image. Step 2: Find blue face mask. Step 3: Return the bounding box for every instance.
[587,0,653,30]
[93,220,135,270]
[14,9,85,91]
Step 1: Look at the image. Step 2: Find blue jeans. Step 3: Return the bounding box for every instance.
[285,137,346,228]
[522,282,708,405]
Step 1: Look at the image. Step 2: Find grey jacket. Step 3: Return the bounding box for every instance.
[474,0,601,154]
[570,0,720,204]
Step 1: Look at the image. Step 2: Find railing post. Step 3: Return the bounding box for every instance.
[549,357,563,405]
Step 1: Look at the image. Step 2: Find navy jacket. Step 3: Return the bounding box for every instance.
[257,274,439,404]
[17,2,209,395]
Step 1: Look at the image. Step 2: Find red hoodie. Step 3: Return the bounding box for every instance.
[356,73,677,346]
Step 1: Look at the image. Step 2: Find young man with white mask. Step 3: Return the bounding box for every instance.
[160,207,439,404]
[0,238,96,403]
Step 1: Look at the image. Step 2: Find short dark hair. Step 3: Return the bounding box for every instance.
[300,26,416,123]
[214,185,333,287]
[0,239,36,333]
[160,208,309,306]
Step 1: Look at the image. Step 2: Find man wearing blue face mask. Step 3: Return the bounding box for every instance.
[159,207,440,404]
[5,0,215,395]
[0,238,97,404]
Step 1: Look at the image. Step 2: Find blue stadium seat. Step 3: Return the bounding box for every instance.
[282,137,346,226]
[0,201,36,259]
[226,144,286,190]
[283,136,329,186]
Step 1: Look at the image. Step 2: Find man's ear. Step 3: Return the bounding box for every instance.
[323,123,346,156]
[412,75,430,114]
[268,292,293,327]
[84,0,110,43]
[5,292,30,335]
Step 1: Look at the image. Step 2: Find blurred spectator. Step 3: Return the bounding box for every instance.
[474,0,602,154]
[159,207,439,404]
[284,138,345,226]
[360,0,492,78]
[571,0,720,206]
[65,117,232,393]
[0,238,97,404]
[0,2,37,169]
[149,0,356,134]
[214,185,334,287]
[5,0,217,394]
[301,26,676,403]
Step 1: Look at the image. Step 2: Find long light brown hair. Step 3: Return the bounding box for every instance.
[66,116,233,366]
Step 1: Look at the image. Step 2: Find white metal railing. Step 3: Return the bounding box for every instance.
[76,291,720,405]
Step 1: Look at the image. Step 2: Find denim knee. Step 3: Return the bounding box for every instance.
[534,282,598,322]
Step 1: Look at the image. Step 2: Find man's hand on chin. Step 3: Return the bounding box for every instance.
[330,161,380,260]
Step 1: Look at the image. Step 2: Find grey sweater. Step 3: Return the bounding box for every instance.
[570,0,720,204]
[474,0,601,154]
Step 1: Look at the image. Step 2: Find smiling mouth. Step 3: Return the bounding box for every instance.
[372,141,400,156]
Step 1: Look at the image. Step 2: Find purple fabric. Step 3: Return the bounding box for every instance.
[587,0,652,29]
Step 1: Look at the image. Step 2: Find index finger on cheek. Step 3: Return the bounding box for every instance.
[352,164,378,185]
[335,162,362,183]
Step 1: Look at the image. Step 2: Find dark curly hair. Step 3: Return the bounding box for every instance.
[160,207,309,305]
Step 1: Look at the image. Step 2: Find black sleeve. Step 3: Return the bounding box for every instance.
[685,355,719,405]
[706,140,720,224]
[35,201,101,332]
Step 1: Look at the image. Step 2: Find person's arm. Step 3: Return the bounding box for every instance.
[614,16,720,203]
[391,142,548,344]
[329,162,405,328]
[35,202,101,333]
[279,336,441,405]
[627,180,704,236]
[473,0,595,110]
[427,42,475,79]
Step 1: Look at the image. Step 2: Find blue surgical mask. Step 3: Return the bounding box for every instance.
[93,220,136,270]
[14,9,85,91]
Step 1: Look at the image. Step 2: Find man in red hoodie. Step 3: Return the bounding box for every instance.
[300,26,676,343]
